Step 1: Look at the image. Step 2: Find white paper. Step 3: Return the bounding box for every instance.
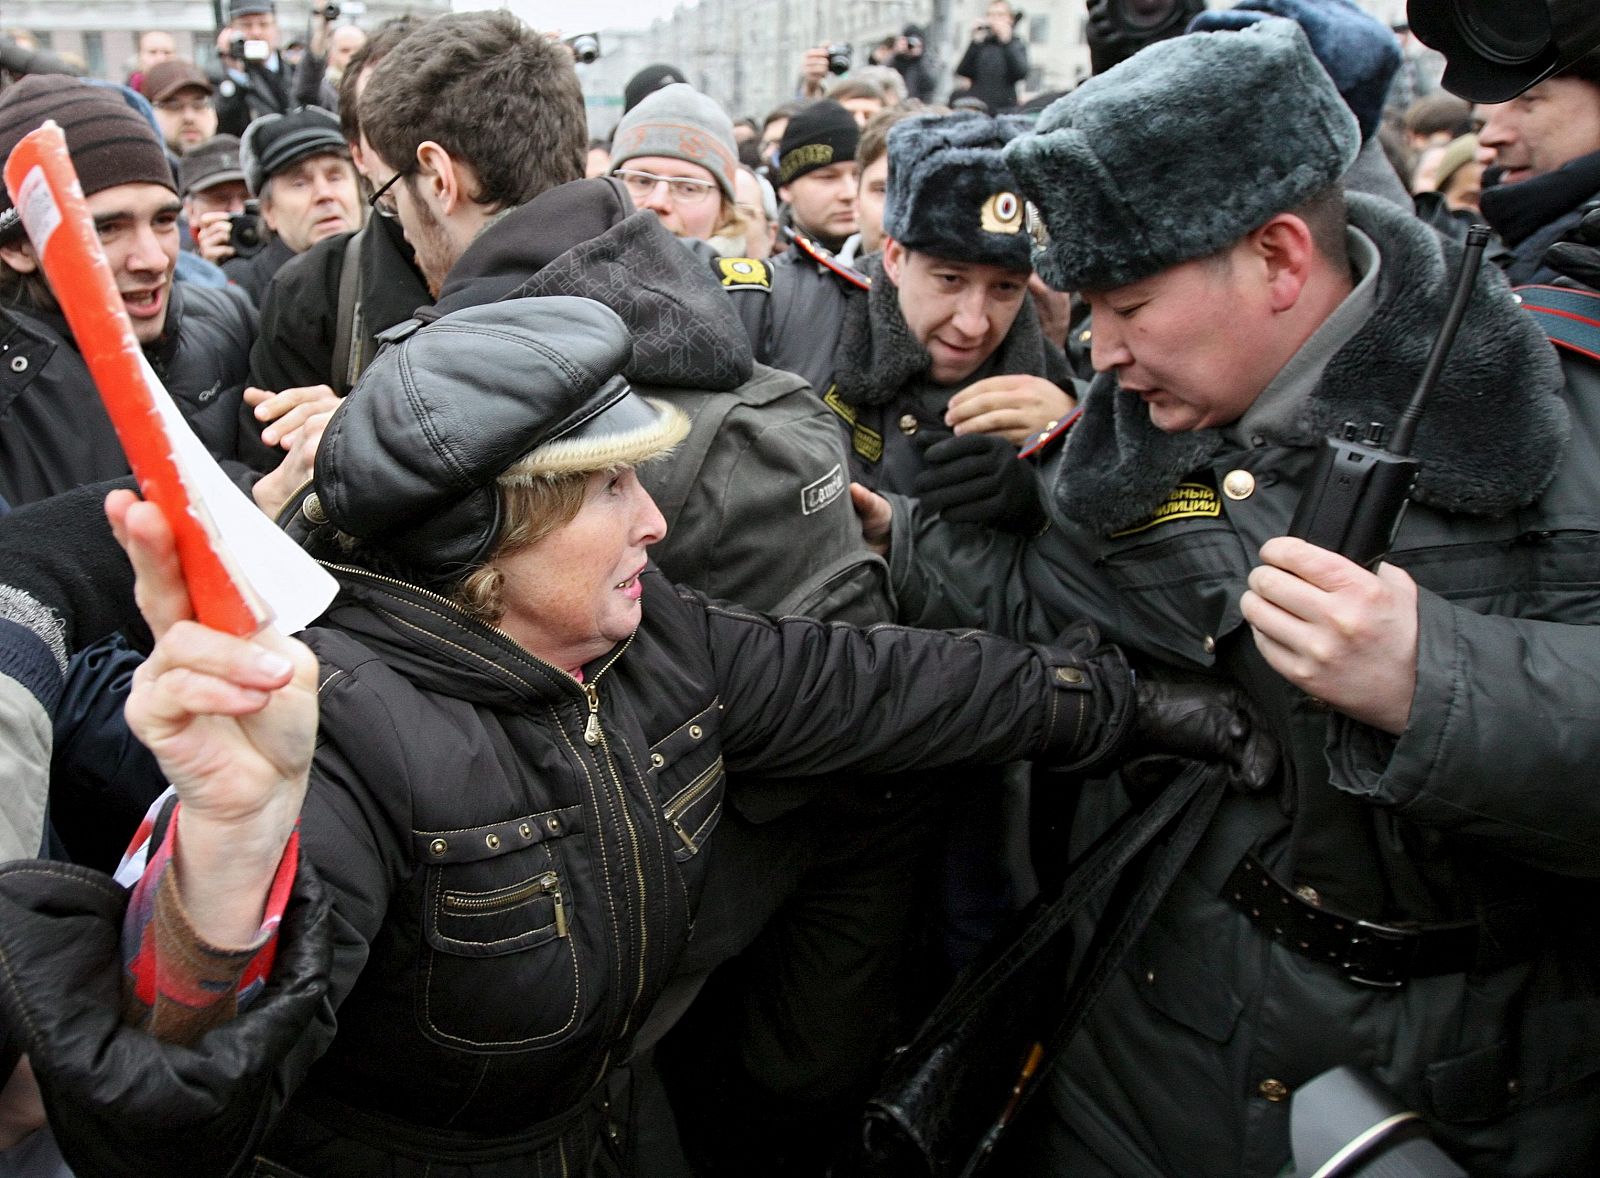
[139,354,338,633]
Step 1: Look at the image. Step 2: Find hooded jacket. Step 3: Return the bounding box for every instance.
[0,281,260,505]
[885,194,1600,1174]
[422,178,892,626]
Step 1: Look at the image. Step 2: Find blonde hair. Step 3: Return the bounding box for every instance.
[452,472,591,624]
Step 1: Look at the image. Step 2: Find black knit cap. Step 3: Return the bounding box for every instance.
[777,100,859,186]
[0,75,176,244]
[623,63,688,114]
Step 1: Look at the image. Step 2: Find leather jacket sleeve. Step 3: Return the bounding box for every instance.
[0,859,333,1178]
[682,586,1137,779]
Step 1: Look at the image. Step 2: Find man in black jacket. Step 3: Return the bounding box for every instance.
[0,76,262,505]
[224,106,363,307]
[955,1,1030,111]
[1478,50,1600,286]
[210,0,293,136]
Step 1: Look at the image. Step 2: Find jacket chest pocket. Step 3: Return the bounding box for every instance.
[413,805,586,1051]
[650,700,725,862]
[1098,526,1249,668]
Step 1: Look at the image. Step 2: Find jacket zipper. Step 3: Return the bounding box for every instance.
[324,565,655,1039]
[441,870,569,938]
[577,637,654,1027]
[662,757,724,851]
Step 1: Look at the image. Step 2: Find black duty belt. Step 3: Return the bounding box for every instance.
[1222,855,1541,989]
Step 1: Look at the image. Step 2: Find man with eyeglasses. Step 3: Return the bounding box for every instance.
[607,83,746,253]
[138,60,219,160]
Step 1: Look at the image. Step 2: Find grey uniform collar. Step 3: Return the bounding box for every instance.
[1225,226,1382,449]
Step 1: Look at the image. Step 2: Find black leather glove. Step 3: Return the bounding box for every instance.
[913,432,1048,536]
[1129,672,1278,792]
[1543,205,1600,292]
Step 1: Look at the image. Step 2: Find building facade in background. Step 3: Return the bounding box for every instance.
[3,1,448,81]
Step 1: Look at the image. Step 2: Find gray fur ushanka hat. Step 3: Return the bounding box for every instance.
[883,110,1034,272]
[1005,18,1360,292]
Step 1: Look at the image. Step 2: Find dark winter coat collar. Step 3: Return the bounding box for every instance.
[358,215,432,336]
[1480,149,1600,248]
[833,253,1070,408]
[427,177,753,392]
[1052,192,1571,536]
[15,282,188,376]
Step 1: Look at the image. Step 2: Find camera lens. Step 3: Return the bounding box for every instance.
[1120,0,1182,31]
[1454,0,1552,64]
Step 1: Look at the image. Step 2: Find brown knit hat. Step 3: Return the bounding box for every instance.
[0,75,176,243]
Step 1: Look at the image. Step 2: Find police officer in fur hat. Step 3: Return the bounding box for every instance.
[727,110,1075,533]
[855,19,1600,1174]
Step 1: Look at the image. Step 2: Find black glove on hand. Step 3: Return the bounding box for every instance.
[913,432,1048,535]
[1130,673,1278,792]
[1544,205,1600,292]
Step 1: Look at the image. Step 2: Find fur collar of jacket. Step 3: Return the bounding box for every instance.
[833,253,1068,408]
[1052,193,1570,536]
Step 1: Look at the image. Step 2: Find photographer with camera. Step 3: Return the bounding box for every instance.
[223,106,363,306]
[956,1,1030,112]
[211,0,293,137]
[292,5,366,113]
[797,42,853,101]
[893,22,937,104]
[179,134,254,266]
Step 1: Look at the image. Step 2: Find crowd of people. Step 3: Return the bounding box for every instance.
[0,0,1598,1175]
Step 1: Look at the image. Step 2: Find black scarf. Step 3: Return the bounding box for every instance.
[1480,149,1600,248]
[1052,193,1571,536]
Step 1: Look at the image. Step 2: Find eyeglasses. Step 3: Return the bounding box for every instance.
[367,167,412,219]
[615,169,718,207]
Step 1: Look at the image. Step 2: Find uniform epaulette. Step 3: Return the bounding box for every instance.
[715,257,772,291]
[790,233,872,291]
[1515,283,1600,364]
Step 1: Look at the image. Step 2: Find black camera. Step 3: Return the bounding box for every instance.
[826,42,852,75]
[320,3,341,21]
[1408,0,1600,102]
[564,33,601,64]
[228,200,266,257]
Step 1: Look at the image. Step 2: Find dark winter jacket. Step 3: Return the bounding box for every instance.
[0,560,1140,1177]
[886,194,1600,1175]
[211,60,292,138]
[955,34,1029,111]
[728,249,1072,493]
[0,282,261,505]
[249,216,430,394]
[222,234,298,308]
[423,178,892,629]
[1480,149,1600,287]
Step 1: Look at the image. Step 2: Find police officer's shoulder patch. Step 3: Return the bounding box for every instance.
[717,257,771,291]
[1110,481,1222,538]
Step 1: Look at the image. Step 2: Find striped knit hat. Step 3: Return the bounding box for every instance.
[0,75,176,243]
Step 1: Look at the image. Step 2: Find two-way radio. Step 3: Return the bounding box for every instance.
[1285,225,1491,568]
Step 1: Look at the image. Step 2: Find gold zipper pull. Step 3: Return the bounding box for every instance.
[549,876,569,938]
[582,683,602,746]
[670,819,696,852]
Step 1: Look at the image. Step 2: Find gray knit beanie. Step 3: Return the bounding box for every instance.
[1006,19,1359,292]
[883,111,1033,272]
[609,83,738,202]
